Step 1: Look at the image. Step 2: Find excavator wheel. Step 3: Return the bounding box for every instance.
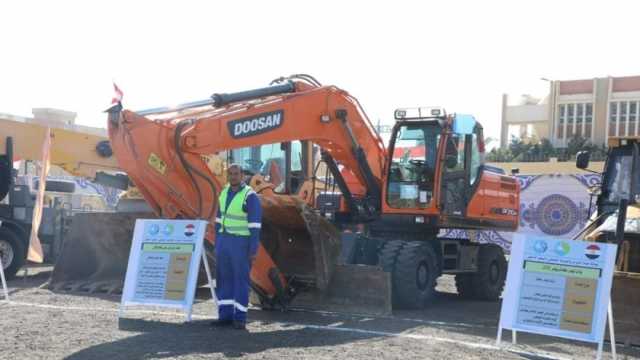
[455,244,507,301]
[378,240,405,303]
[473,244,507,300]
[381,241,439,309]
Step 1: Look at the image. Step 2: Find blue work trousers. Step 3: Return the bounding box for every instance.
[215,233,251,323]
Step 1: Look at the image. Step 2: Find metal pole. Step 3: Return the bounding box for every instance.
[0,256,9,301]
[596,340,603,360]
[608,301,617,360]
[201,252,218,317]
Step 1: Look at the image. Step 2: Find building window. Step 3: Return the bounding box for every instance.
[557,102,593,143]
[619,101,628,137]
[585,103,593,139]
[557,104,565,139]
[576,103,584,138]
[609,100,640,137]
[567,103,575,138]
[631,102,638,135]
[610,102,618,136]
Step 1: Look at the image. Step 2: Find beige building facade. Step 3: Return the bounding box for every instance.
[501,75,640,148]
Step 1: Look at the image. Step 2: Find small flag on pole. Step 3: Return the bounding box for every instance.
[112,82,124,104]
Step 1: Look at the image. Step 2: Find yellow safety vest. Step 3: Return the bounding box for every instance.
[218,185,251,236]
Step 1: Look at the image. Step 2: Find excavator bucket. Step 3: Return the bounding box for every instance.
[49,212,154,293]
[257,193,392,315]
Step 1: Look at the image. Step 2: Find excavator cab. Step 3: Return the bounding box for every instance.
[386,114,441,209]
[384,108,518,231]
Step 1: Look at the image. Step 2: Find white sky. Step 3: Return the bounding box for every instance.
[2,0,639,141]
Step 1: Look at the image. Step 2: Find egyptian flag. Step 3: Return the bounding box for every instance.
[585,244,601,260]
[184,224,196,237]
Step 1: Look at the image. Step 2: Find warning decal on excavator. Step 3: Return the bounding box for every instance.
[148,153,167,175]
[227,110,284,139]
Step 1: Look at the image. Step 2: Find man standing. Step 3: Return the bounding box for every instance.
[211,164,262,330]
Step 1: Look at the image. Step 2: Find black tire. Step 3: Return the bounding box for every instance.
[0,227,26,280]
[392,241,439,309]
[378,240,406,306]
[378,240,405,273]
[34,179,76,193]
[458,244,507,301]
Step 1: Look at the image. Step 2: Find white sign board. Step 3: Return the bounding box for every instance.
[499,235,617,344]
[119,219,208,321]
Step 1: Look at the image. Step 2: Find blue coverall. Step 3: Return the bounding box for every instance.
[214,184,262,323]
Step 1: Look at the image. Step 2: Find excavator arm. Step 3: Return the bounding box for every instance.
[107,76,388,306]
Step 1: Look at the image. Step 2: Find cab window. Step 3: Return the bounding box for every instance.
[387,123,440,209]
[230,141,303,193]
[469,133,481,185]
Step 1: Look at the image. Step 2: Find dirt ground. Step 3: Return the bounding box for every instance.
[1,266,638,360]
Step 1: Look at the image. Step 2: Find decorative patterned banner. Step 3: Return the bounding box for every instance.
[441,174,602,252]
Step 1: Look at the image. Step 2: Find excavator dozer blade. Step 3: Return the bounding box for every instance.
[49,212,154,294]
[258,194,392,316]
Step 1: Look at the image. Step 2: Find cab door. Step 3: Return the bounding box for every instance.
[439,127,483,217]
[440,133,469,216]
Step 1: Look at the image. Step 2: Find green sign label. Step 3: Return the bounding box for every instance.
[524,261,601,279]
[142,243,195,253]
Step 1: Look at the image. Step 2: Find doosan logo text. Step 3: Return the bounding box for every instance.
[228,110,284,138]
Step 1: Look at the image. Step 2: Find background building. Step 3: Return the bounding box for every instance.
[501,75,640,148]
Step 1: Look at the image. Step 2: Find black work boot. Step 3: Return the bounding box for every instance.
[232,320,246,330]
[210,319,233,327]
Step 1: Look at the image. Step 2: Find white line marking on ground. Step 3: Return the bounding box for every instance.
[6,300,570,360]
[288,307,489,328]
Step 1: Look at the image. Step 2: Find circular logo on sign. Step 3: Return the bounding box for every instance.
[533,240,548,254]
[554,241,571,256]
[162,224,174,235]
[149,224,160,235]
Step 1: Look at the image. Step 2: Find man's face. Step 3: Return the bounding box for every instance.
[227,166,243,187]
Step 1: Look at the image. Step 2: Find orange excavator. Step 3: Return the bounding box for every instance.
[107,74,519,313]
